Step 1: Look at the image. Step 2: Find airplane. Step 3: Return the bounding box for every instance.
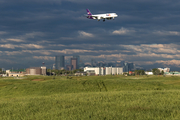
[85,9,118,22]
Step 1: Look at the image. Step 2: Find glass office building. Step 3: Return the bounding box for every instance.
[55,55,65,70]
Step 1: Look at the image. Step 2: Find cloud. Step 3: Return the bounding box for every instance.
[0,58,17,64]
[0,31,7,35]
[0,0,106,4]
[1,32,45,43]
[33,56,54,60]
[22,44,44,49]
[156,60,180,67]
[0,0,62,4]
[66,0,105,3]
[112,27,135,35]
[134,61,154,65]
[0,44,44,49]
[20,32,45,40]
[6,39,25,42]
[120,44,180,55]
[60,37,74,40]
[0,44,17,49]
[141,44,164,48]
[154,30,180,36]
[78,31,94,37]
[4,51,23,56]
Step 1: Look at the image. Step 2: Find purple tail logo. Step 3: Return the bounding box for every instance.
[86,9,92,15]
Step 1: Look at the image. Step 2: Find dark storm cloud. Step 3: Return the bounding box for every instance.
[1,0,180,70]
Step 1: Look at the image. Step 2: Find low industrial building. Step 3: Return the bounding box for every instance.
[86,70,96,76]
[145,72,153,75]
[9,73,24,77]
[5,66,47,77]
[164,72,180,75]
[26,66,47,75]
[84,67,103,75]
[105,67,123,75]
[84,67,123,75]
[6,70,26,77]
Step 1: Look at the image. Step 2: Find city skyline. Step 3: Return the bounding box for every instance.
[0,54,175,71]
[1,1,180,70]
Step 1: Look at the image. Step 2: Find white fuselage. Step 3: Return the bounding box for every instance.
[91,13,118,20]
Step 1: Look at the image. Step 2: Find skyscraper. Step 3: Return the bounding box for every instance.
[128,63,134,71]
[123,62,129,72]
[55,55,65,70]
[71,58,77,70]
[73,55,80,69]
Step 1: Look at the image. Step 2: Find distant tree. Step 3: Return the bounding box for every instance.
[61,70,65,75]
[78,69,84,72]
[66,70,70,74]
[140,70,145,75]
[72,69,77,74]
[123,72,128,76]
[70,70,73,75]
[152,68,160,75]
[134,70,139,75]
[134,70,145,75]
[161,70,164,75]
[0,68,5,74]
[72,69,83,74]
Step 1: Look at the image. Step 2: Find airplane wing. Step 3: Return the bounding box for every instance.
[90,15,98,18]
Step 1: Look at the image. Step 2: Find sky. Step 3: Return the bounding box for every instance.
[1,0,180,70]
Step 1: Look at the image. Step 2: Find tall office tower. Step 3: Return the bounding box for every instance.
[128,63,134,71]
[71,58,77,70]
[73,55,80,69]
[91,59,97,67]
[123,62,129,72]
[55,55,65,70]
[120,61,125,67]
[79,60,85,68]
[91,59,94,67]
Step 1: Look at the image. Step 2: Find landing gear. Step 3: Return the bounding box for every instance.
[103,19,105,22]
[98,19,100,21]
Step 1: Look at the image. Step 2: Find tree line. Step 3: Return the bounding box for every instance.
[0,68,5,74]
[47,69,84,76]
[152,68,164,75]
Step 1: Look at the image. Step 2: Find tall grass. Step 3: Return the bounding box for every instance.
[0,75,180,119]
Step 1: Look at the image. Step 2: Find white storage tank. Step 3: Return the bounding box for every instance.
[30,69,36,75]
[112,67,117,75]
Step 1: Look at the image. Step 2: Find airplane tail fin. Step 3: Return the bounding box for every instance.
[86,9,92,16]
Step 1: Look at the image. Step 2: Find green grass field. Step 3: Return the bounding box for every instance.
[1,75,180,119]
